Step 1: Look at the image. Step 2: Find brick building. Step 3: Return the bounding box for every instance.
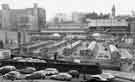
[0,3,46,31]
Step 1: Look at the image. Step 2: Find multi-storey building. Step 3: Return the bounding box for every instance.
[0,3,46,31]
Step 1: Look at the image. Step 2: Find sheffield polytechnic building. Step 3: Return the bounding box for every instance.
[0,3,46,31]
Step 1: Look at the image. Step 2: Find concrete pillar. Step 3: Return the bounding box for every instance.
[32,3,39,31]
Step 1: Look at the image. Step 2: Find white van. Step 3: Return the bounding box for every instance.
[0,49,11,59]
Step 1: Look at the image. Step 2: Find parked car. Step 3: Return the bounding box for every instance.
[44,68,59,76]
[0,66,16,75]
[25,70,46,80]
[13,57,23,61]
[50,73,72,81]
[17,58,47,63]
[19,67,36,74]
[90,72,115,82]
[3,71,22,80]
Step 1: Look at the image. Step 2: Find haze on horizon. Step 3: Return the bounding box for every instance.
[0,0,134,20]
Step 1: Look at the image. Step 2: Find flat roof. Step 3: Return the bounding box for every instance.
[88,19,128,27]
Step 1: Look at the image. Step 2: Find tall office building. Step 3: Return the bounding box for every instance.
[0,3,46,31]
[1,4,10,29]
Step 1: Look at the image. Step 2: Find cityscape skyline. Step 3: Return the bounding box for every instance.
[0,0,135,20]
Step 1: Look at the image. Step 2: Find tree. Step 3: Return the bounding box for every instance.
[85,12,98,19]
[83,12,110,23]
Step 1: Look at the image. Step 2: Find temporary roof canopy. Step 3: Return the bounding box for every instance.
[51,33,61,37]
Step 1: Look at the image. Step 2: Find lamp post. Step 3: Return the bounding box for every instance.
[71,34,73,56]
[17,25,26,56]
[5,31,8,48]
[17,31,22,55]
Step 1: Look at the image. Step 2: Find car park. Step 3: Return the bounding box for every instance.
[0,66,16,75]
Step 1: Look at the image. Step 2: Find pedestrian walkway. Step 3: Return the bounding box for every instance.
[103,70,135,81]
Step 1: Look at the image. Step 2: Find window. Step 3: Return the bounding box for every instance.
[90,27,96,31]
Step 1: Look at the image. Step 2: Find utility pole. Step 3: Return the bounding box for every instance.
[5,31,8,48]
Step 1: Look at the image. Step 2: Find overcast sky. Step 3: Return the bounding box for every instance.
[0,0,135,20]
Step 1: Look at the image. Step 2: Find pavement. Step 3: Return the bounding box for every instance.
[113,78,133,82]
[104,70,135,81]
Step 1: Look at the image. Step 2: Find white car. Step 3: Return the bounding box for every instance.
[3,71,22,80]
[13,57,23,61]
[90,73,115,81]
[44,68,59,76]
[25,70,45,80]
[50,73,72,81]
[19,67,36,74]
[17,59,26,62]
[0,66,16,75]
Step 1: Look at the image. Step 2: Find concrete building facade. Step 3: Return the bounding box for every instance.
[0,3,46,31]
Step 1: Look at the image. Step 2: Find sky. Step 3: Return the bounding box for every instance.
[0,0,135,20]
